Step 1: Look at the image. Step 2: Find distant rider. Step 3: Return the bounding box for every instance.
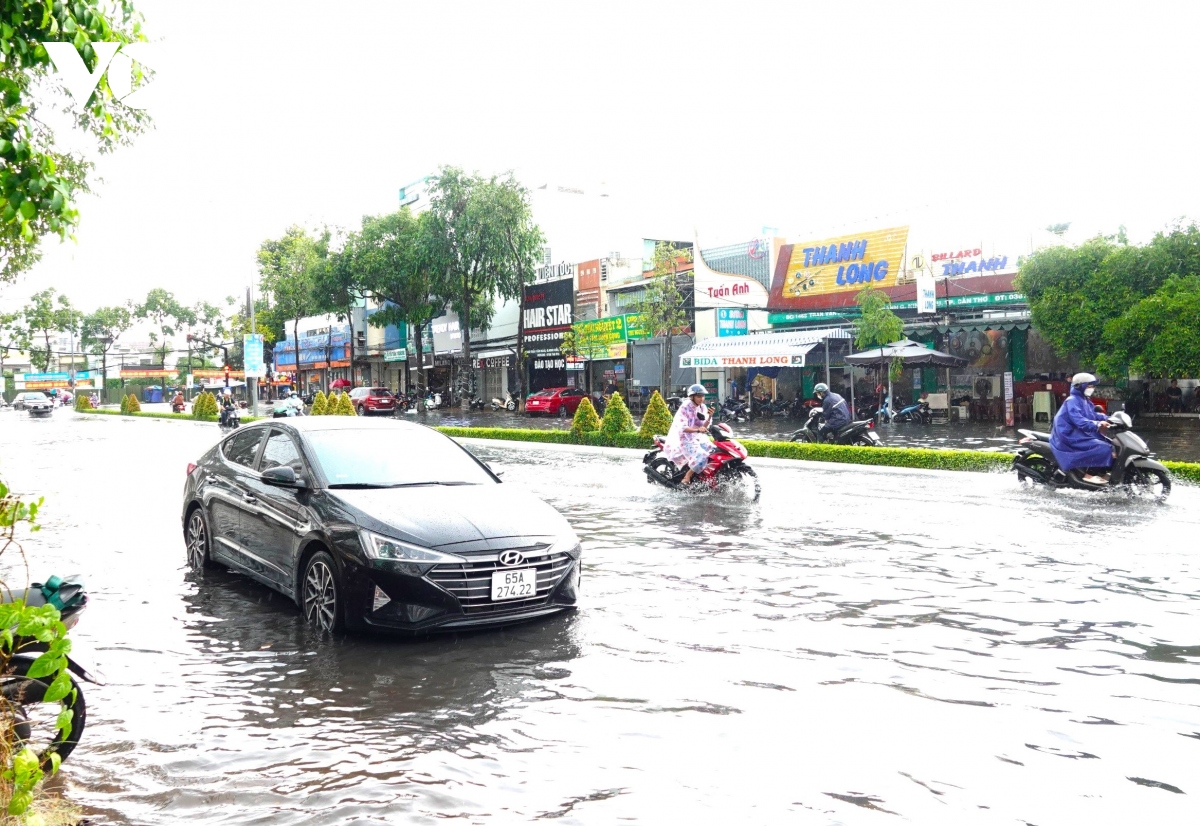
[663,384,713,487]
[813,382,850,440]
[1050,372,1112,484]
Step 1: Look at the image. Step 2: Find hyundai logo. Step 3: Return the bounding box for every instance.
[498,550,526,567]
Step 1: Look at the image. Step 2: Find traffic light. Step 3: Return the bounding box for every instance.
[224,364,231,386]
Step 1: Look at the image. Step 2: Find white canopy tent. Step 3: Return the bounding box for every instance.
[678,328,854,402]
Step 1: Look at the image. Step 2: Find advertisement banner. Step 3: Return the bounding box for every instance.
[430,312,462,354]
[680,354,805,369]
[917,275,937,314]
[717,308,748,336]
[243,334,266,378]
[116,367,177,379]
[771,226,909,306]
[193,369,245,379]
[522,277,574,354]
[383,349,407,362]
[1004,371,1015,427]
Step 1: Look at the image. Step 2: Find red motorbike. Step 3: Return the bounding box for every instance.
[643,421,760,499]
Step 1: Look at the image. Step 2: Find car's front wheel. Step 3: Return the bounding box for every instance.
[302,550,343,633]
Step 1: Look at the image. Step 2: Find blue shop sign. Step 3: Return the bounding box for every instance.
[717,308,748,337]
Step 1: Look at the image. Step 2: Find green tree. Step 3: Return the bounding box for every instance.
[571,396,601,435]
[21,288,81,371]
[134,288,191,377]
[335,391,356,416]
[350,208,449,403]
[428,167,543,406]
[633,242,692,394]
[312,227,364,389]
[0,1,151,284]
[599,391,635,437]
[0,310,24,380]
[638,390,674,439]
[852,286,904,381]
[310,390,328,416]
[1103,276,1200,378]
[80,305,132,404]
[1016,224,1200,372]
[258,226,321,387]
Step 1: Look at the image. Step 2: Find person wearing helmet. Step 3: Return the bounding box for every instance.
[1050,372,1113,484]
[813,381,850,440]
[662,384,714,486]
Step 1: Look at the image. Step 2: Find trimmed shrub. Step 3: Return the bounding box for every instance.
[599,393,634,438]
[311,390,328,416]
[192,391,219,421]
[73,393,93,411]
[336,392,356,415]
[571,397,601,435]
[119,394,129,414]
[638,391,674,440]
[125,393,141,413]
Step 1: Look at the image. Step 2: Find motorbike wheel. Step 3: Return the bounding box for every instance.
[854,435,881,447]
[1127,467,1171,501]
[790,430,813,443]
[3,659,87,769]
[1015,456,1052,488]
[646,457,679,486]
[726,465,760,501]
[506,401,516,411]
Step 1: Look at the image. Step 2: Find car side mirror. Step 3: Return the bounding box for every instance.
[262,466,305,488]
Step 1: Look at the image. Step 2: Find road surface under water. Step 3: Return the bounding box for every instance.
[0,410,1197,824]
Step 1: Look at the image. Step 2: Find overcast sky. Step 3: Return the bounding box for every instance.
[3,0,1199,317]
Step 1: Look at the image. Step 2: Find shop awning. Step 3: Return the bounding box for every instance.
[678,328,851,369]
[845,340,966,367]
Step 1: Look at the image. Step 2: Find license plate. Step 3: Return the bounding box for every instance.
[867,432,881,443]
[491,568,537,601]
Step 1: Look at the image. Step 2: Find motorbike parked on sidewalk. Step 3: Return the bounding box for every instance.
[714,398,750,424]
[1011,410,1171,500]
[893,399,931,424]
[490,390,517,412]
[790,408,882,446]
[2,574,101,769]
[643,421,760,500]
[424,390,443,411]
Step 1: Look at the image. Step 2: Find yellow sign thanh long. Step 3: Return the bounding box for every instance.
[772,226,909,305]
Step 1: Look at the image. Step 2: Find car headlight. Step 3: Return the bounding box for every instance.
[359,530,465,564]
[551,536,582,559]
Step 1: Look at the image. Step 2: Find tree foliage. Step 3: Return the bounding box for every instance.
[0,0,151,283]
[570,396,601,434]
[310,390,328,416]
[258,226,323,379]
[21,288,80,371]
[335,391,356,416]
[599,392,635,436]
[191,391,218,421]
[634,242,692,392]
[1016,223,1200,376]
[852,286,905,381]
[638,390,674,439]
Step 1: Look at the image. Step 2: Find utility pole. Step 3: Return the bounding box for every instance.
[247,286,259,417]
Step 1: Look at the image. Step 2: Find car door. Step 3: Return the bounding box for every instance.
[206,428,267,567]
[240,428,311,594]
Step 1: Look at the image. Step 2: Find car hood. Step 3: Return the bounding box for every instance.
[328,483,573,550]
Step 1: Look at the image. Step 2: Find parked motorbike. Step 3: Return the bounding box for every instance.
[790,408,882,446]
[2,575,101,769]
[1011,410,1171,499]
[713,398,749,424]
[424,390,443,410]
[893,399,931,424]
[643,421,760,500]
[490,390,517,412]
[468,394,486,410]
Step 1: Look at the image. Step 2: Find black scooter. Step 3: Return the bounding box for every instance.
[790,407,882,446]
[1011,410,1171,499]
[3,575,102,769]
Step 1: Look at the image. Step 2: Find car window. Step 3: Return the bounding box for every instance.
[259,429,304,472]
[305,428,494,487]
[224,429,266,468]
[349,388,365,398]
[370,388,391,397]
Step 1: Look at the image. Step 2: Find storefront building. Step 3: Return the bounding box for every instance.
[363,299,408,392]
[272,319,353,395]
[522,276,574,393]
[468,298,519,403]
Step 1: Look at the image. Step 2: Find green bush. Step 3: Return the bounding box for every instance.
[124,393,141,413]
[599,392,634,438]
[336,392,356,415]
[119,394,129,414]
[638,390,674,439]
[73,393,92,411]
[311,390,328,416]
[571,397,601,434]
[192,391,219,421]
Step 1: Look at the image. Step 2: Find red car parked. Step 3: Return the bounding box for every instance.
[349,386,396,416]
[525,387,587,417]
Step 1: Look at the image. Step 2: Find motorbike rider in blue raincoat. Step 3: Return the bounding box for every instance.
[814,382,850,439]
[1050,372,1113,484]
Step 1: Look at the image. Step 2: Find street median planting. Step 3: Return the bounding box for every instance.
[80,409,261,424]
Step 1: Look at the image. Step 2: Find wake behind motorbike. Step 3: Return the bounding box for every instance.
[1011,410,1171,500]
[643,421,760,500]
[790,408,882,446]
[2,575,101,769]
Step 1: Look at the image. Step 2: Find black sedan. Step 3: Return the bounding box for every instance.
[180,418,581,634]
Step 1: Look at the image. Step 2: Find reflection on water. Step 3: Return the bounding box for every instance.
[0,412,1197,824]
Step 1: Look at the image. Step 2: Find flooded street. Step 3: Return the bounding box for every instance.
[1,411,1198,824]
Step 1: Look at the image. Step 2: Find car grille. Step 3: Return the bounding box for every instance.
[426,546,572,615]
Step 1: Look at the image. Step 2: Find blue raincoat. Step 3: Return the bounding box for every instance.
[1050,387,1112,471]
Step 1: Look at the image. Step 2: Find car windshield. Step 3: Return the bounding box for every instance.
[531,391,553,398]
[369,388,391,397]
[25,393,46,400]
[306,428,494,488]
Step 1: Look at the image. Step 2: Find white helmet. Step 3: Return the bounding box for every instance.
[1071,372,1098,386]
